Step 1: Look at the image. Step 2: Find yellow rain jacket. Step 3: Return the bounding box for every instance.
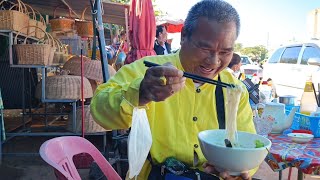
[90,52,257,179]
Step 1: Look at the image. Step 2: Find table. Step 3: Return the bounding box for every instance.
[265,134,320,180]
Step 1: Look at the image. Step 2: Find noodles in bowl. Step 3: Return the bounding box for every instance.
[197,83,271,175]
[198,129,271,175]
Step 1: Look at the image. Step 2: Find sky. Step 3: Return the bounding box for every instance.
[155,0,320,50]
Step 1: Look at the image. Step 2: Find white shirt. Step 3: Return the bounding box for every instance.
[226,67,240,79]
[161,44,168,55]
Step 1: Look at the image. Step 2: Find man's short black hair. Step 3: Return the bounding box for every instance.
[228,53,241,68]
[156,25,165,38]
[184,0,240,39]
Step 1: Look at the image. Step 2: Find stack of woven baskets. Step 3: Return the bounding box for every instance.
[67,105,106,133]
[62,56,116,91]
[0,0,71,66]
[0,0,47,37]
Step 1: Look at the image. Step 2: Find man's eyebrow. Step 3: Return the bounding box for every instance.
[222,47,234,51]
[197,41,212,48]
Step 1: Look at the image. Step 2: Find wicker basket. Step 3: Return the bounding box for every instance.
[35,74,93,100]
[50,37,69,65]
[75,6,93,38]
[24,3,37,37]
[13,26,56,65]
[52,38,63,65]
[49,6,74,32]
[0,0,29,34]
[34,9,46,39]
[67,105,106,133]
[63,56,116,82]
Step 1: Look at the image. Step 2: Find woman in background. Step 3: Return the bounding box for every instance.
[226,53,244,80]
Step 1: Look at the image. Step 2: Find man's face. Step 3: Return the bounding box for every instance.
[158,27,168,42]
[180,18,237,80]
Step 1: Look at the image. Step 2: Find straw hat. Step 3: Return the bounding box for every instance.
[63,56,116,82]
[35,74,93,100]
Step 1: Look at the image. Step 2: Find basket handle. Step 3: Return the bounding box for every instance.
[0,0,14,10]
[51,38,63,53]
[14,26,50,45]
[33,9,46,25]
[8,0,27,14]
[55,39,67,54]
[24,3,36,20]
[80,6,90,20]
[40,32,56,48]
[53,5,73,19]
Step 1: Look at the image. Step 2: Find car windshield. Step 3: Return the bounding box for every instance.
[241,57,251,65]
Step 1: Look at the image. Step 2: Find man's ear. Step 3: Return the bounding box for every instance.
[180,27,187,45]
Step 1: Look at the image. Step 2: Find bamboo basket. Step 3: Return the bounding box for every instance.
[75,6,93,38]
[0,0,29,34]
[34,9,46,39]
[35,74,93,100]
[67,105,106,133]
[13,26,56,65]
[49,6,74,32]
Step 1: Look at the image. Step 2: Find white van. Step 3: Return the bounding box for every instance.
[262,42,320,99]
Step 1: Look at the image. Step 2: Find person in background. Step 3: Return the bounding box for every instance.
[118,31,129,54]
[114,31,129,70]
[154,25,171,55]
[226,53,243,79]
[91,0,256,179]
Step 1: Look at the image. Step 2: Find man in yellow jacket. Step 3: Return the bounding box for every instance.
[91,0,256,179]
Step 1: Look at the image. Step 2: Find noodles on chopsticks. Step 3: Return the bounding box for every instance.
[225,85,245,147]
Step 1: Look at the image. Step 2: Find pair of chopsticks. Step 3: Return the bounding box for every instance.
[312,83,320,107]
[143,61,235,88]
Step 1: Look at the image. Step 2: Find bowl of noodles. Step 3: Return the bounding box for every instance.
[198,129,271,176]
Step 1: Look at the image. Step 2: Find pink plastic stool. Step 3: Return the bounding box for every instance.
[39,136,121,180]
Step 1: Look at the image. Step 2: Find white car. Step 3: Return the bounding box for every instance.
[262,41,320,100]
[240,55,263,79]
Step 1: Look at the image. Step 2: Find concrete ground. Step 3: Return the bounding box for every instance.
[1,152,319,180]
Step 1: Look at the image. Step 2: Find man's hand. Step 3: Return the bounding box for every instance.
[203,162,251,180]
[139,62,186,106]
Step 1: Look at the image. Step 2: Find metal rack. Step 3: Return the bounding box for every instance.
[0,30,107,161]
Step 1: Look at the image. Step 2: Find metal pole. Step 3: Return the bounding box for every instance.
[95,0,109,83]
[90,0,97,60]
[28,68,32,117]
[22,69,26,129]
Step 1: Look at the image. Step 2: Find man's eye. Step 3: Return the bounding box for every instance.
[219,51,231,55]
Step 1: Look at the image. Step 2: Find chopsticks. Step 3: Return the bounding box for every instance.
[312,83,320,107]
[143,61,235,88]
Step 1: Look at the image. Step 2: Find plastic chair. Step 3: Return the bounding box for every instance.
[39,136,121,180]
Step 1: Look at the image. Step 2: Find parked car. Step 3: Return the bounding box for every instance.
[240,55,263,79]
[262,42,320,100]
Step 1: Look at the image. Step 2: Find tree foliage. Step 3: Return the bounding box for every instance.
[234,43,243,53]
[238,45,268,62]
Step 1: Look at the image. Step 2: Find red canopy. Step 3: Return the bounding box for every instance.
[163,23,183,33]
[125,0,156,64]
[156,16,184,33]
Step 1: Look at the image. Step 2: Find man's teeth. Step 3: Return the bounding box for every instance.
[202,67,213,72]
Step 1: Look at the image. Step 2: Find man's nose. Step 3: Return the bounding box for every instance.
[206,53,221,65]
